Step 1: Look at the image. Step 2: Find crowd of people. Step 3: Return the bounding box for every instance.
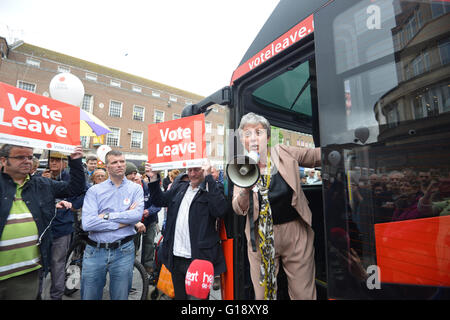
[2,112,447,301]
[348,167,450,225]
[0,141,227,300]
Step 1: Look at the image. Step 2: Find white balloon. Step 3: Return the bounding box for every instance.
[328,150,341,166]
[49,72,85,106]
[96,145,112,163]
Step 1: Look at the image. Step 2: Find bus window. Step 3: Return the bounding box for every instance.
[252,59,313,118]
[250,59,321,185]
[316,0,450,299]
[250,58,320,169]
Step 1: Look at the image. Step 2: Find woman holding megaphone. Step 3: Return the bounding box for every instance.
[231,112,321,300]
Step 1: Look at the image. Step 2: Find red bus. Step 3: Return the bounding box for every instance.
[183,0,450,299]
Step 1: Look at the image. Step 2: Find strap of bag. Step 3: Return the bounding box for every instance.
[248,191,257,252]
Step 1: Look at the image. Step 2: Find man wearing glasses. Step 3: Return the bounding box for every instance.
[0,144,85,300]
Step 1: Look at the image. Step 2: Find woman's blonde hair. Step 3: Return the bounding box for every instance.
[169,169,181,181]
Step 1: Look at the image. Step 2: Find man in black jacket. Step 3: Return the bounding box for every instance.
[145,161,227,300]
[0,144,85,300]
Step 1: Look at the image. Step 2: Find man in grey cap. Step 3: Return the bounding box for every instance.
[125,162,138,182]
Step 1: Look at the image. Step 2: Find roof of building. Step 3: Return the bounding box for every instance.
[12,41,204,101]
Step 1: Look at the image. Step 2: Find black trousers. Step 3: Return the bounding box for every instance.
[171,256,209,300]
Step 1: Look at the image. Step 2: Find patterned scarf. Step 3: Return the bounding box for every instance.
[256,152,276,300]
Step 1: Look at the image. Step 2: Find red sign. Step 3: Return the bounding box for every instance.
[230,14,314,84]
[0,82,80,152]
[148,114,206,170]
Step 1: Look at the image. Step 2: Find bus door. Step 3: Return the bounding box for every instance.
[227,34,327,299]
[315,0,450,299]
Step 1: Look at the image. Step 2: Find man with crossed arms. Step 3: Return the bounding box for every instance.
[81,150,144,300]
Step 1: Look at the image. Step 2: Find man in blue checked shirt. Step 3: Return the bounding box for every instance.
[81,150,144,300]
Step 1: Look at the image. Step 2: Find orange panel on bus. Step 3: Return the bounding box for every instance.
[374,215,450,287]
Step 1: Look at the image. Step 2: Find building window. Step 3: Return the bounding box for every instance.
[26,58,40,68]
[387,104,400,128]
[169,96,178,102]
[431,2,450,18]
[130,130,143,149]
[106,127,120,147]
[81,94,93,113]
[154,110,164,123]
[109,100,123,118]
[206,141,211,156]
[85,73,97,81]
[217,124,224,135]
[133,105,145,121]
[405,15,418,42]
[205,121,212,134]
[438,37,450,65]
[217,143,224,157]
[132,86,142,93]
[172,113,181,120]
[58,66,70,73]
[17,80,36,93]
[411,51,430,77]
[152,91,160,97]
[110,79,121,87]
[80,136,90,149]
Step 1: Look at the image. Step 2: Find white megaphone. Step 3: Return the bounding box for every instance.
[226,151,260,188]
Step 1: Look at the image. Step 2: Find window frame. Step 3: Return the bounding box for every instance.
[109,100,123,118]
[17,80,36,93]
[130,130,144,149]
[154,109,165,123]
[132,105,145,121]
[106,127,121,147]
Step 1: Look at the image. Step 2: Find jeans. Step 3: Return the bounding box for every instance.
[80,240,135,300]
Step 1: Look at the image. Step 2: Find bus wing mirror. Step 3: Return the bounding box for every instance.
[181,86,231,117]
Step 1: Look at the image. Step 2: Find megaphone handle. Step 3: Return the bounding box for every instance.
[248,192,257,252]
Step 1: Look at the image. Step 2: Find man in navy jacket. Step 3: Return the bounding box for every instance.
[0,144,85,300]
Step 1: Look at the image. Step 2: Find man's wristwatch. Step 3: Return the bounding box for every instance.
[103,213,110,220]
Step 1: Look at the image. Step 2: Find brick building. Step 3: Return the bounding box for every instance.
[0,37,227,168]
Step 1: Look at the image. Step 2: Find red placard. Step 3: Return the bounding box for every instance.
[0,81,80,152]
[147,114,206,170]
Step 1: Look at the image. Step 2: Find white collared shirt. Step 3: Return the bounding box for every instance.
[172,184,199,258]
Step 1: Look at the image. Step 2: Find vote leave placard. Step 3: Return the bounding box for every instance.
[0,81,80,152]
[148,114,206,170]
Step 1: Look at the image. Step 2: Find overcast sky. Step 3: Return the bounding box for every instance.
[0,0,279,96]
